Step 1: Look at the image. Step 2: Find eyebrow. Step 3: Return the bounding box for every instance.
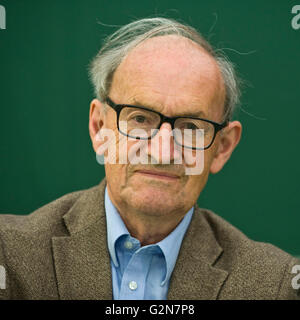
[131,99,207,119]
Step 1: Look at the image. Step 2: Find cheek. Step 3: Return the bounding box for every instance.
[104,137,139,186]
[181,148,214,193]
[181,148,208,176]
[105,162,128,191]
[181,168,210,204]
[117,136,147,164]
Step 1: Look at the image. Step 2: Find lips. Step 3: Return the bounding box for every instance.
[134,169,180,180]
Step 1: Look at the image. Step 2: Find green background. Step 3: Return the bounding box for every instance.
[0,0,299,256]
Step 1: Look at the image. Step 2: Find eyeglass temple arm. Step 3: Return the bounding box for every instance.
[105,97,117,109]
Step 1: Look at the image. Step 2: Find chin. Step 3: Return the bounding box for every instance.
[125,187,185,217]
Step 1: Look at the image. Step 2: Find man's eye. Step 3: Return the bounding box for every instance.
[186,123,198,130]
[134,115,146,123]
[181,122,198,130]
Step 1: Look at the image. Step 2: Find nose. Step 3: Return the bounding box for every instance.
[147,122,182,164]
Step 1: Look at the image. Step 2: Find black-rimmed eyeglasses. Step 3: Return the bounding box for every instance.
[105,97,228,150]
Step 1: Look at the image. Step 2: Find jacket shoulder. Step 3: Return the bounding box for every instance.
[199,208,300,299]
[0,186,98,237]
[0,185,100,299]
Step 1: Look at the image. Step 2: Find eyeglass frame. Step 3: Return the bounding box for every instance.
[105,96,229,150]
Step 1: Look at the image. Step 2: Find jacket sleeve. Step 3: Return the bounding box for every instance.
[277,256,300,300]
[0,234,10,300]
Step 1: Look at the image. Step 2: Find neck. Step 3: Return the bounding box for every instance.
[119,210,184,246]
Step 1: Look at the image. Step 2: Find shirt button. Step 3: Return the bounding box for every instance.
[128,281,138,291]
[124,241,133,249]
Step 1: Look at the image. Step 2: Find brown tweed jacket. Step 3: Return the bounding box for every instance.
[0,178,299,300]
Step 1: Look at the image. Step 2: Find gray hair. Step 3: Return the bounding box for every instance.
[89,17,240,121]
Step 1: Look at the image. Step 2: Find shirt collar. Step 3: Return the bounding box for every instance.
[156,206,193,285]
[104,186,194,285]
[105,187,129,267]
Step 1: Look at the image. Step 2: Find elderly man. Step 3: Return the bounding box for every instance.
[0,17,299,300]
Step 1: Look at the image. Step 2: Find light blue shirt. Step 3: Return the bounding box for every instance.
[104,187,194,300]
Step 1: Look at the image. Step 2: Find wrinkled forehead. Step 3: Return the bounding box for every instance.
[110,35,225,120]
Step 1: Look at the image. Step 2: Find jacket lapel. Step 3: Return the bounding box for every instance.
[51,178,228,300]
[51,179,112,299]
[168,206,228,300]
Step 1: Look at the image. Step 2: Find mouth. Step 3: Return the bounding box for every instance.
[134,170,180,181]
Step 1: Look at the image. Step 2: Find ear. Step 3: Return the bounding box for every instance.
[210,121,242,174]
[89,99,105,153]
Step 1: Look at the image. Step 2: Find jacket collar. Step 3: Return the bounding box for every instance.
[52,178,228,300]
[167,206,228,299]
[51,178,112,299]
